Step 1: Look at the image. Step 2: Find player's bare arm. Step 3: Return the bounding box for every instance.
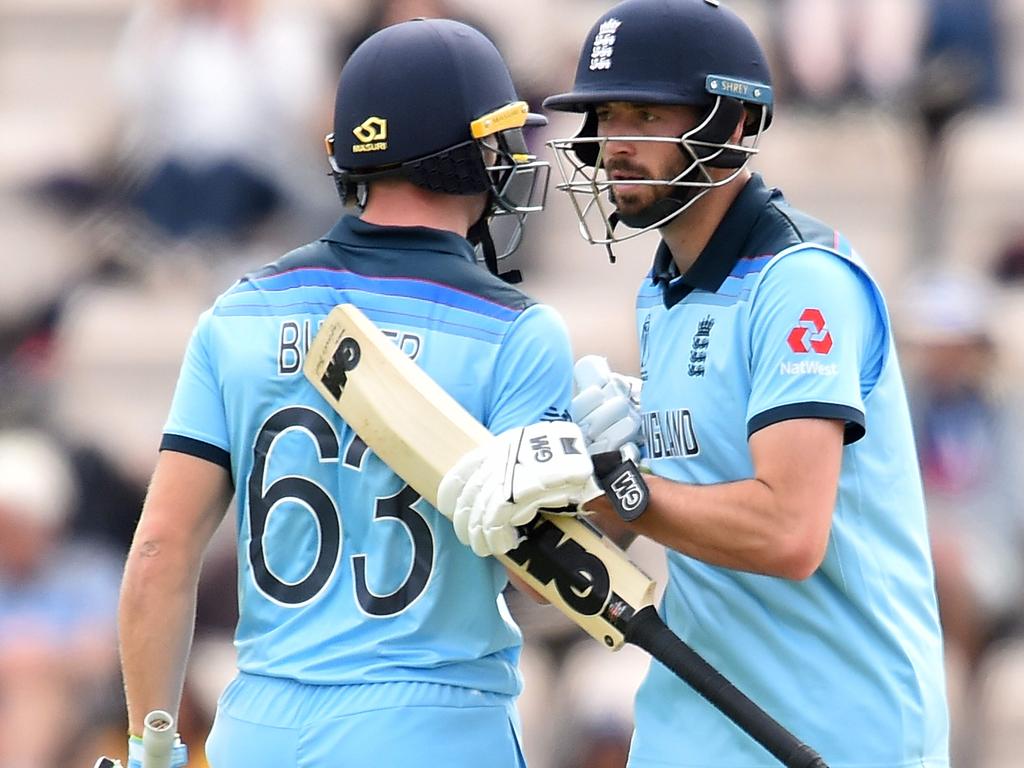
[589,418,843,579]
[119,450,231,736]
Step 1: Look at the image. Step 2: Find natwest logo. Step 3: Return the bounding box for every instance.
[786,308,833,354]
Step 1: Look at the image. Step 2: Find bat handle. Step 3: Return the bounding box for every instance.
[142,710,176,768]
[624,607,830,768]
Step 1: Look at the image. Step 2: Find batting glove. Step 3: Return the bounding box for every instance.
[570,356,644,457]
[437,421,598,557]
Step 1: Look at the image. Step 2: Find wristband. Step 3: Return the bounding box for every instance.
[591,449,649,522]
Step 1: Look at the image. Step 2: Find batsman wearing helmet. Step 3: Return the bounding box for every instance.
[437,1,950,767]
[545,2,951,766]
[118,18,570,768]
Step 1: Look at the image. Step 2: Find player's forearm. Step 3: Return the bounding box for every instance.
[583,501,640,550]
[119,535,202,736]
[627,474,829,579]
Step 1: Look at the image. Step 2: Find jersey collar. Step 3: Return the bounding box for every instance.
[323,214,478,262]
[651,174,775,309]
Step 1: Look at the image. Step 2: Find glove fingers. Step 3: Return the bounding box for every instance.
[580,396,631,438]
[570,384,605,423]
[455,467,493,547]
[437,445,488,519]
[535,456,594,492]
[573,355,612,392]
[588,417,642,455]
[508,499,547,526]
[484,523,522,556]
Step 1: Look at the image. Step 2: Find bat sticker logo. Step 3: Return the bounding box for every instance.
[320,337,362,398]
[506,518,611,616]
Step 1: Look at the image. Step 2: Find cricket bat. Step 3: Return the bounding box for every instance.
[304,303,829,768]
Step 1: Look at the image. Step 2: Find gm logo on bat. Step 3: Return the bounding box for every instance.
[506,517,612,618]
[321,336,362,398]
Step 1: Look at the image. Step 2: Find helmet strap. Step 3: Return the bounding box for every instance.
[689,97,746,169]
[468,208,522,284]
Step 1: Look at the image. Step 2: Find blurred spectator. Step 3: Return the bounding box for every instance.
[111,0,330,244]
[771,0,924,108]
[334,1,549,115]
[66,442,147,555]
[914,0,1002,146]
[993,229,1024,285]
[910,0,1003,266]
[899,272,1024,766]
[337,0,494,63]
[0,429,121,768]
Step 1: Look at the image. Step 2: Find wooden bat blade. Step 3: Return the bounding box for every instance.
[303,303,655,649]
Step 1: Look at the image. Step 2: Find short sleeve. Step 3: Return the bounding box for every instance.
[746,249,886,444]
[161,310,232,469]
[486,303,574,435]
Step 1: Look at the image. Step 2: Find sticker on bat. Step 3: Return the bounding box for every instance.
[320,337,362,399]
[505,517,612,615]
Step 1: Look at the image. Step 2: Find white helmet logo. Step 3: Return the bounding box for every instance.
[589,18,621,71]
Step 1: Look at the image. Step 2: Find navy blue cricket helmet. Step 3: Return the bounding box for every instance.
[543,0,774,248]
[325,18,549,274]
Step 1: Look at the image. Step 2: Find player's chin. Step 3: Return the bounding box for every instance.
[610,187,654,212]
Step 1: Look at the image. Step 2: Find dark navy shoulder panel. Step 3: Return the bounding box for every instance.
[746,192,839,260]
[237,218,536,313]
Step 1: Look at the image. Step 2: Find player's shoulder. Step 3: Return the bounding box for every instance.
[748,191,873,288]
[749,189,842,260]
[434,256,540,314]
[241,240,338,286]
[509,300,571,341]
[744,191,887,310]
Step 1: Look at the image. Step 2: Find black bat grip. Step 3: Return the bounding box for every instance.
[624,606,830,768]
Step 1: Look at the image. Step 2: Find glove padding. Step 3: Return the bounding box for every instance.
[127,733,188,768]
[571,355,643,456]
[437,421,597,557]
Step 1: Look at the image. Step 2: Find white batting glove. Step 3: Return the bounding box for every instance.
[437,421,597,557]
[570,356,644,456]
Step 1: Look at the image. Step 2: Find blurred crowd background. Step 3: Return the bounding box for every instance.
[1,0,1023,766]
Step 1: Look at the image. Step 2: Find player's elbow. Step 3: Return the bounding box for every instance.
[772,531,828,581]
[770,536,827,581]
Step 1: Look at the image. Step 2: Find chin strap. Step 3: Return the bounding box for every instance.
[605,213,621,264]
[468,218,522,284]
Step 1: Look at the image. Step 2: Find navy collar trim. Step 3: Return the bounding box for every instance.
[652,174,775,308]
[323,214,477,262]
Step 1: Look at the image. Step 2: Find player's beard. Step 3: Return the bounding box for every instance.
[605,152,689,218]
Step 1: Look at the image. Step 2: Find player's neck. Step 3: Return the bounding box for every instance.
[360,181,484,238]
[660,169,750,275]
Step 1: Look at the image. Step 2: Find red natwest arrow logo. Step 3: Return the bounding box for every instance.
[787,308,833,354]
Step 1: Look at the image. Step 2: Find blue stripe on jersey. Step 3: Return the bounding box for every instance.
[226,266,522,321]
[215,284,513,344]
[637,256,771,310]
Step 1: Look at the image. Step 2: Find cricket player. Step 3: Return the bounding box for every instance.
[439,1,951,766]
[117,18,572,768]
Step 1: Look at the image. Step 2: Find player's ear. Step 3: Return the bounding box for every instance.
[730,109,749,144]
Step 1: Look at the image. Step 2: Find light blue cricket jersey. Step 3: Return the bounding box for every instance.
[161,215,573,696]
[628,176,949,767]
